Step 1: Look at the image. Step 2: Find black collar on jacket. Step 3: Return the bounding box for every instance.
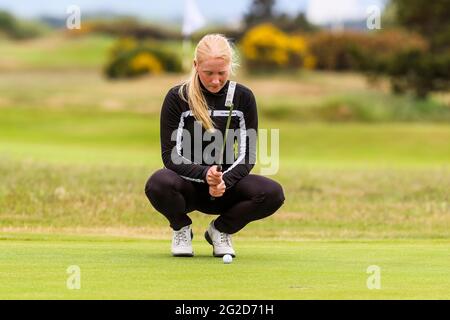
[199,79,230,97]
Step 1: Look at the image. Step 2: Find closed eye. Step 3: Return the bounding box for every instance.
[203,71,226,76]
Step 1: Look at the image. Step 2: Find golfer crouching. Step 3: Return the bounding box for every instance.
[145,34,285,257]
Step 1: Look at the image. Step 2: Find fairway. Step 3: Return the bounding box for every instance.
[0,234,449,299]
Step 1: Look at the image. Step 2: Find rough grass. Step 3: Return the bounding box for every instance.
[1,158,448,239]
[1,103,449,239]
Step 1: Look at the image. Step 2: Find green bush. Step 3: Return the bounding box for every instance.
[104,38,182,78]
[307,29,450,98]
[385,50,450,98]
[308,30,427,71]
[260,94,450,123]
[356,46,450,99]
[0,10,48,39]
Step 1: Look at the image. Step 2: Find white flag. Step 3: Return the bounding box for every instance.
[306,0,363,26]
[182,0,206,37]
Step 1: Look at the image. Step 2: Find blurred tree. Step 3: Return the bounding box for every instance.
[243,0,316,33]
[393,0,449,52]
[382,0,450,98]
[0,10,48,39]
[380,1,399,29]
[274,12,317,33]
[0,10,16,35]
[244,0,276,28]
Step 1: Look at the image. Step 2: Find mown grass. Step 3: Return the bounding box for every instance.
[0,234,449,299]
[1,104,450,167]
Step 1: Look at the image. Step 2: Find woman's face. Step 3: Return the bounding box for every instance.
[195,57,230,93]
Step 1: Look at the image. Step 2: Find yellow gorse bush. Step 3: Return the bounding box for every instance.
[240,23,315,71]
[110,37,138,58]
[130,52,163,74]
[105,37,182,78]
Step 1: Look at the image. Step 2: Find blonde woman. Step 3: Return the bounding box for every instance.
[145,34,285,257]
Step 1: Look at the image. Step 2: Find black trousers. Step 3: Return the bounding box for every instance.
[145,168,285,234]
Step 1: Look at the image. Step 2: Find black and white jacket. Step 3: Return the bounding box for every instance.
[159,80,258,189]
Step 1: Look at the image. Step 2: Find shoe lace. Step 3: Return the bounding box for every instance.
[174,228,189,245]
[219,232,232,246]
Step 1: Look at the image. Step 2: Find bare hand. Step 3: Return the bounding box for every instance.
[209,180,226,197]
[206,165,222,186]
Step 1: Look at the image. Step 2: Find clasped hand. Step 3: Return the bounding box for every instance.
[206,165,226,197]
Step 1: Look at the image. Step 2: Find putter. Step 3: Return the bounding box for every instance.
[210,81,236,200]
[216,101,235,173]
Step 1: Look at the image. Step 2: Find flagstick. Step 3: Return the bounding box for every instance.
[182,0,205,72]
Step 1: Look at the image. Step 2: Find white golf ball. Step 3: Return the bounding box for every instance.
[223,254,233,264]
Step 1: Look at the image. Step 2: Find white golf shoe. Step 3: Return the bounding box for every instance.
[171,225,194,257]
[204,221,236,257]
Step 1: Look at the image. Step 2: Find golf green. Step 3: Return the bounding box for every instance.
[0,234,448,299]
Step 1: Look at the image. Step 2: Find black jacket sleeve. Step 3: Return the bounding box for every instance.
[160,89,210,182]
[222,89,258,189]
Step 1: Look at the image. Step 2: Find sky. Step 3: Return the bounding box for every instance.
[0,0,386,25]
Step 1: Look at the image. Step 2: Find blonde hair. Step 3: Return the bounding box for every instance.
[179,34,239,131]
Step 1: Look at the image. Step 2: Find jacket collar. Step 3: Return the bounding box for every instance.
[199,79,230,96]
